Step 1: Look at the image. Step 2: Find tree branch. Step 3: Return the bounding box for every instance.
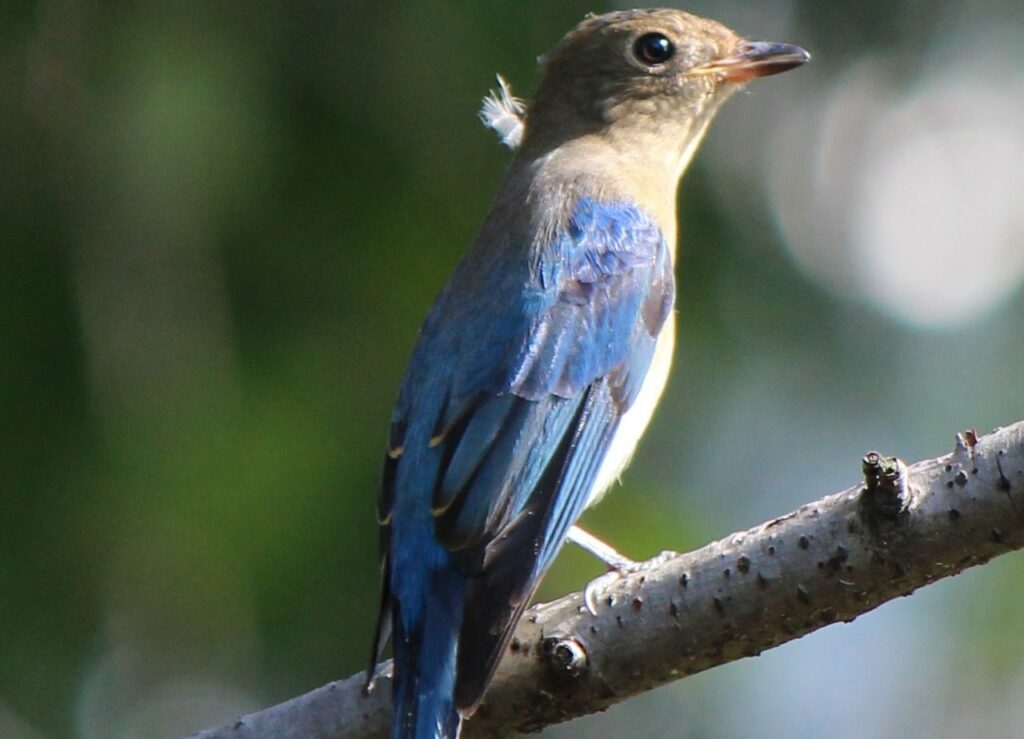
[191,421,1024,739]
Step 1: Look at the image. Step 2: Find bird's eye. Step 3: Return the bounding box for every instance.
[633,32,675,66]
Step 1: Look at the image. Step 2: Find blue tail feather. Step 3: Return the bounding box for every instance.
[391,565,467,739]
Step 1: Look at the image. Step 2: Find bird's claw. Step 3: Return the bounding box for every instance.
[583,558,644,616]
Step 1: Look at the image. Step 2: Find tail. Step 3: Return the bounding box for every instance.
[390,565,467,739]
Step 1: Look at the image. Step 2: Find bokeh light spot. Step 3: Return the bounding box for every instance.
[770,57,1024,329]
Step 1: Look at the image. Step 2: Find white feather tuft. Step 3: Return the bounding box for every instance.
[479,74,526,150]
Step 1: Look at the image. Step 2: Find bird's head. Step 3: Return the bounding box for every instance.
[518,9,808,179]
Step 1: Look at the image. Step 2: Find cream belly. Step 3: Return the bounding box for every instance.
[587,314,676,507]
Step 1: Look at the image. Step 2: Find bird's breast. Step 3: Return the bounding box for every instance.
[587,313,676,507]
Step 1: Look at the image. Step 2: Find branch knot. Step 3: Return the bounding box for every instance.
[861,451,910,520]
[542,636,589,679]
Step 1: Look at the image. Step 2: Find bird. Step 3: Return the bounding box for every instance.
[369,9,808,738]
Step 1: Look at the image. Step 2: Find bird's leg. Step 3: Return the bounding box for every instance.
[566,525,637,570]
[567,526,644,615]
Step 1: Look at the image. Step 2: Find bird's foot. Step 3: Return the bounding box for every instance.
[582,561,649,616]
[567,526,645,616]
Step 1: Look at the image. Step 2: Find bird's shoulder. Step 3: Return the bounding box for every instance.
[414,195,667,373]
[389,194,672,444]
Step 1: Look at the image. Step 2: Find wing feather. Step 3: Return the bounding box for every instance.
[377,196,675,706]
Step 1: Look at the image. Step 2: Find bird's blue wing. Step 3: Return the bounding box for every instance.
[377,197,674,712]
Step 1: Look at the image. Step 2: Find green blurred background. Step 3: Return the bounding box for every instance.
[3,1,1024,737]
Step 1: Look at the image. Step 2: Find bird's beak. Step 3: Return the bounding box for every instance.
[692,41,810,83]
